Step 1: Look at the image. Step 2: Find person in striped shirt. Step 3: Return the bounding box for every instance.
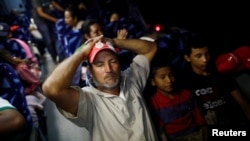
[149,57,207,141]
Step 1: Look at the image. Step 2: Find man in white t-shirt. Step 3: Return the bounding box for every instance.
[42,35,159,141]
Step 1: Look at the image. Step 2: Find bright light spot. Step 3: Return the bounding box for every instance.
[154,25,161,31]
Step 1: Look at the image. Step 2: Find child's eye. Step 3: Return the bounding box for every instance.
[95,63,103,67]
[160,76,165,79]
[111,60,118,64]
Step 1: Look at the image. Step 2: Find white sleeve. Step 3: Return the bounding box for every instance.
[122,55,150,94]
[0,97,15,110]
[57,86,93,129]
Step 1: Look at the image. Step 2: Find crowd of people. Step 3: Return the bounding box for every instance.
[1,0,250,141]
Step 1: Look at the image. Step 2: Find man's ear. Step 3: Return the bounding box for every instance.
[184,54,191,62]
[151,78,155,86]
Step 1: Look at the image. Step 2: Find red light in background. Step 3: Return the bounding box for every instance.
[154,24,161,31]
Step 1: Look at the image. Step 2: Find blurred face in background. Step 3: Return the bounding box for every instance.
[64,10,77,27]
[87,23,103,39]
[110,12,120,22]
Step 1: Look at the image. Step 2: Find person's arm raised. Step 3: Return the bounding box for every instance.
[111,38,157,61]
[42,36,102,115]
[51,0,65,12]
[231,89,250,121]
[36,7,57,23]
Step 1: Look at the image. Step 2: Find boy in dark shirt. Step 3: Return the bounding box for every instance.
[181,35,250,126]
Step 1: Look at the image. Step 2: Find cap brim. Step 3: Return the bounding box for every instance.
[88,41,117,63]
[89,48,116,63]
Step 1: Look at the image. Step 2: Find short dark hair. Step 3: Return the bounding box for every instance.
[80,19,102,36]
[65,5,82,21]
[150,61,172,78]
[150,48,172,78]
[183,34,209,56]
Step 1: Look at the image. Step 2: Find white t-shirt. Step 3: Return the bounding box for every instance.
[58,55,158,141]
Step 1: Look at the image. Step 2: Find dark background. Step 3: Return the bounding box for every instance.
[135,0,250,51]
[1,0,250,52]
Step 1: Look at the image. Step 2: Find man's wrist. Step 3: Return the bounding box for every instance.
[112,38,119,47]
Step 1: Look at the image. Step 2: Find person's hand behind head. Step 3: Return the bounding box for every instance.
[78,35,103,57]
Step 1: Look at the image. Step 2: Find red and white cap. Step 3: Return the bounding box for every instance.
[88,41,117,63]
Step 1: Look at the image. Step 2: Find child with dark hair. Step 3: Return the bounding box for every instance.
[181,34,250,126]
[149,55,207,141]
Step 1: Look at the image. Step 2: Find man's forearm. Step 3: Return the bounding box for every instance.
[43,50,87,93]
[112,38,157,61]
[42,36,101,114]
[40,13,57,23]
[36,7,57,23]
[51,1,65,12]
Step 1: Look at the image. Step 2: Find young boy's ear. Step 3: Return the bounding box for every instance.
[151,78,155,86]
[184,54,191,62]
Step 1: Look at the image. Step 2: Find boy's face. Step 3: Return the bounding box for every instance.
[184,46,210,74]
[151,66,175,94]
[85,23,103,39]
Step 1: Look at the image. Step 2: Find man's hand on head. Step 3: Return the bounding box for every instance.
[78,35,104,57]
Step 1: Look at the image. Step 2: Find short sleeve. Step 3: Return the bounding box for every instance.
[57,86,93,129]
[122,55,150,94]
[0,97,15,111]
